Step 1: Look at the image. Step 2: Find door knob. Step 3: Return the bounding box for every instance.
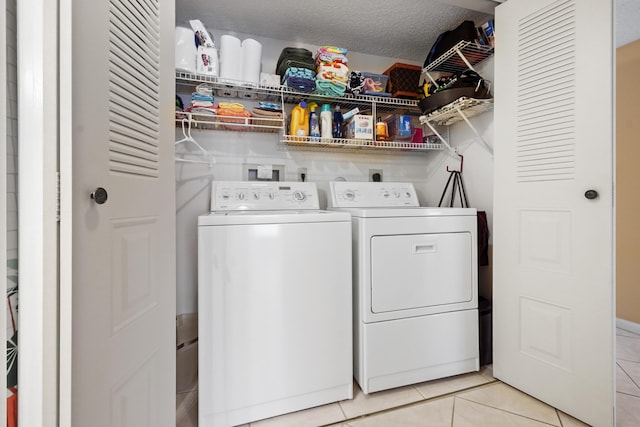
[90,187,108,205]
[584,189,598,200]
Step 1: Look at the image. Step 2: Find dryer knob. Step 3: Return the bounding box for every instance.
[293,191,306,201]
[268,192,275,200]
[343,190,355,201]
[253,192,260,200]
[238,192,245,200]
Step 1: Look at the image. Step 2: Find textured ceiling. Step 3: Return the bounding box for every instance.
[176,0,640,61]
[176,0,496,62]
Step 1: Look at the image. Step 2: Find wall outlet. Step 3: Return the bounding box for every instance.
[298,168,307,182]
[369,169,383,182]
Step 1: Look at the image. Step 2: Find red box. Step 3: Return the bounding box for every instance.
[383,63,423,99]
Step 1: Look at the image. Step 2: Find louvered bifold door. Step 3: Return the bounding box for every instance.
[68,0,176,424]
[493,0,614,426]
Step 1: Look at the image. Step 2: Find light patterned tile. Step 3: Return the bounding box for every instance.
[617,328,640,338]
[557,410,590,427]
[616,392,640,426]
[617,335,640,363]
[249,403,345,427]
[618,360,640,393]
[176,390,198,427]
[414,372,490,400]
[617,363,640,396]
[480,365,495,381]
[348,396,454,427]
[453,397,555,427]
[456,383,560,426]
[339,381,423,419]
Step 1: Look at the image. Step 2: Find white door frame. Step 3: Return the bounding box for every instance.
[0,0,8,424]
[16,0,60,425]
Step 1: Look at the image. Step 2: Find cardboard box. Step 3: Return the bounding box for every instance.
[345,114,374,140]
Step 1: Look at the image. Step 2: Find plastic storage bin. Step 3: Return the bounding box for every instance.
[361,72,391,97]
[383,114,414,140]
[383,63,422,98]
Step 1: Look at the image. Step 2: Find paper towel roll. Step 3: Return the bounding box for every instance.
[175,26,197,74]
[220,35,243,82]
[241,38,262,84]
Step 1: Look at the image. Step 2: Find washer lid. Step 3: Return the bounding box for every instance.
[198,209,351,226]
[330,206,477,218]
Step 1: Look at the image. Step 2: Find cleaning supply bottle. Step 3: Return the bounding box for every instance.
[375,116,389,141]
[320,104,333,140]
[290,101,309,137]
[332,105,344,138]
[308,102,320,137]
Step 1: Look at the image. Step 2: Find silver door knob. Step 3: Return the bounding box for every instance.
[584,189,598,200]
[90,187,108,205]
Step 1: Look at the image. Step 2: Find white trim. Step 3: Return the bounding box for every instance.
[59,0,72,423]
[0,0,9,424]
[617,318,640,336]
[17,0,59,425]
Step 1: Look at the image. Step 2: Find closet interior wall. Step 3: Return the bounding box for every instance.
[175,29,495,315]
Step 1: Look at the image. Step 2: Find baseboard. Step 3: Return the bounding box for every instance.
[616,318,640,336]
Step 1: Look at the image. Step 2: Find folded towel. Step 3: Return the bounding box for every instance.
[191,93,214,102]
[283,67,315,80]
[315,80,347,97]
[316,62,349,84]
[194,83,214,96]
[217,102,246,110]
[315,52,348,65]
[284,76,316,93]
[318,46,348,55]
[252,108,283,118]
[258,101,282,111]
[192,100,214,108]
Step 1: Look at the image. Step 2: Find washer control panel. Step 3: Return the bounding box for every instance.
[211,181,320,211]
[330,181,420,208]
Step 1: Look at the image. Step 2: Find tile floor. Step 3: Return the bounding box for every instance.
[177,328,640,426]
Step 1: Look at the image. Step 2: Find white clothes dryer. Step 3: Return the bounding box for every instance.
[198,181,353,427]
[329,181,479,394]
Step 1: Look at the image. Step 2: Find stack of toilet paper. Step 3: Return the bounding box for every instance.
[219,35,263,85]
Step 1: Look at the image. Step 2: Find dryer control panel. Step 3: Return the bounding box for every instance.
[211,181,320,211]
[330,182,420,208]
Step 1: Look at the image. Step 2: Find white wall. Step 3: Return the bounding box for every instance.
[175,31,495,314]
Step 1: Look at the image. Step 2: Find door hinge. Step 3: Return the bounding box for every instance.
[56,171,61,222]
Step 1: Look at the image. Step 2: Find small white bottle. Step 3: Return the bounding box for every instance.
[320,104,333,140]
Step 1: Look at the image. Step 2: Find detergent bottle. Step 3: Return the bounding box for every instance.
[308,102,320,137]
[332,105,344,138]
[320,104,333,140]
[289,101,309,137]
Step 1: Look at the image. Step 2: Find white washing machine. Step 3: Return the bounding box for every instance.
[329,181,479,394]
[198,181,353,427]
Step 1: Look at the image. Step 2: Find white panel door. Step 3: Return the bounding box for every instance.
[493,1,614,426]
[63,0,176,425]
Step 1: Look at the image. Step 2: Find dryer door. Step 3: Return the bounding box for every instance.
[370,232,474,315]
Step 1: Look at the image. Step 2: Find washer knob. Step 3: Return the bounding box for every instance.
[253,192,260,200]
[238,192,245,200]
[293,191,306,201]
[343,190,355,200]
